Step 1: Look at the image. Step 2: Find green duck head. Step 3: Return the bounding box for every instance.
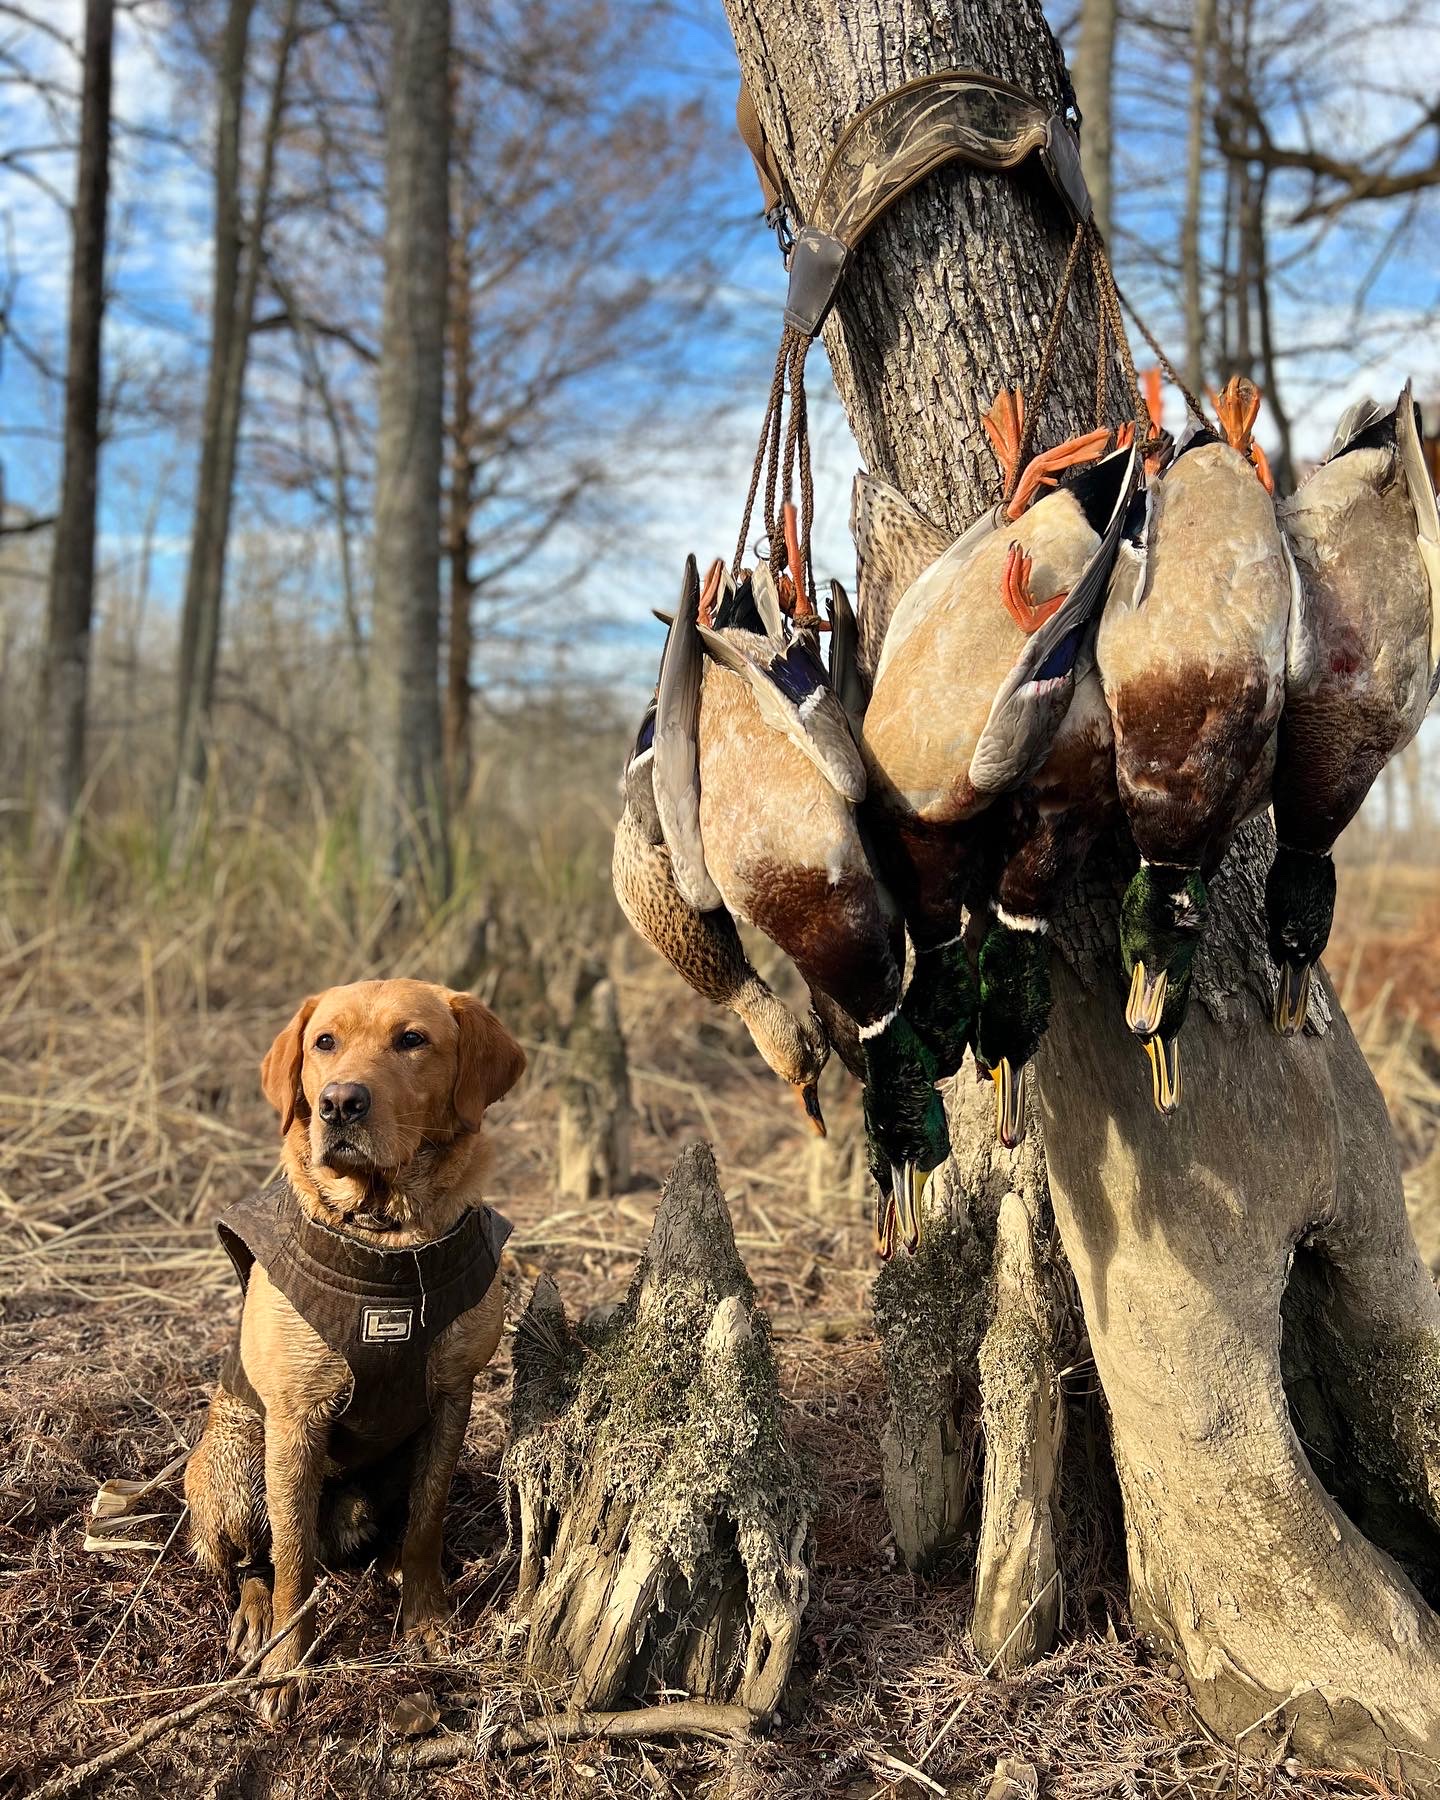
[899,936,978,1079]
[1119,862,1208,1115]
[861,1014,949,1257]
[976,913,1052,1148]
[1264,845,1336,1036]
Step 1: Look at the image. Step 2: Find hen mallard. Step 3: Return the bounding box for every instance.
[855,393,1137,1143]
[1097,375,1302,1110]
[1267,383,1440,1032]
[612,604,830,1132]
[654,552,948,1256]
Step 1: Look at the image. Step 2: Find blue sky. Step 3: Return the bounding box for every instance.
[3,0,1439,694]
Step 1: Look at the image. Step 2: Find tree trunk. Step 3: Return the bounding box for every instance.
[506,1143,812,1718]
[1071,0,1117,245]
[37,0,113,849]
[366,0,451,887]
[723,0,1440,1783]
[172,0,298,843]
[556,974,633,1204]
[444,108,476,803]
[1181,0,1214,395]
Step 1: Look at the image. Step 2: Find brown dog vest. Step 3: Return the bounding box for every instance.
[216,1179,512,1463]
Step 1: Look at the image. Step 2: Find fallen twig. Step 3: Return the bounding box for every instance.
[399,1701,763,1770]
[29,1581,328,1800]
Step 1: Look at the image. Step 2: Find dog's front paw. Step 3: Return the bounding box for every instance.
[256,1668,307,1726]
[229,1573,273,1662]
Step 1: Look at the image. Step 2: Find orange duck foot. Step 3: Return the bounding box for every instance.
[698,556,727,627]
[1210,373,1273,491]
[982,388,1026,492]
[1001,543,1068,634]
[1006,427,1112,520]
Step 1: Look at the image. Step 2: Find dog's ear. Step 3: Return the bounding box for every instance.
[449,992,526,1131]
[260,997,318,1135]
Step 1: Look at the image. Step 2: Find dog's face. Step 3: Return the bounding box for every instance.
[260,980,525,1180]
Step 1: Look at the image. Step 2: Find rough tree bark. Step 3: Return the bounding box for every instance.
[366,0,451,886]
[723,0,1440,1783]
[172,0,299,841]
[505,1143,812,1717]
[37,0,113,848]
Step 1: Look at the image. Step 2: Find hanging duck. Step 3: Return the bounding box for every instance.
[1096,374,1303,1111]
[855,392,1137,1144]
[653,551,948,1257]
[613,576,830,1132]
[1267,382,1440,1032]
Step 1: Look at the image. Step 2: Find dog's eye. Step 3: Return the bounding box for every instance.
[313,1033,337,1053]
[396,1030,427,1051]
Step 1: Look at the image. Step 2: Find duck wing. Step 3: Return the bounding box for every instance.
[826,578,868,733]
[1395,381,1440,687]
[850,472,953,680]
[654,556,723,912]
[750,559,789,642]
[970,439,1139,795]
[1327,394,1388,460]
[622,698,662,842]
[698,622,867,803]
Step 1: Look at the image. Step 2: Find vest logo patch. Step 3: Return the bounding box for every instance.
[362,1305,414,1343]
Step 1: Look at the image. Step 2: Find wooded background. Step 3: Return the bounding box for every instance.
[2,0,1439,887]
[6,1,1440,1794]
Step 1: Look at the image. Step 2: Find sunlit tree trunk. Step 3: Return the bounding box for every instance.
[1072,0,1116,244]
[724,0,1440,1783]
[366,0,451,887]
[37,0,114,848]
[1181,0,1214,394]
[444,89,476,804]
[172,0,299,847]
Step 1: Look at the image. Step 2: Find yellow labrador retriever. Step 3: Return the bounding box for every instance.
[186,979,525,1720]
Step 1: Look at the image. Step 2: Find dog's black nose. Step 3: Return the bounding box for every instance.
[318,1081,370,1125]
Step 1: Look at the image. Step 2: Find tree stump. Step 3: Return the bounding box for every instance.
[556,974,632,1202]
[723,0,1440,1783]
[505,1142,813,1718]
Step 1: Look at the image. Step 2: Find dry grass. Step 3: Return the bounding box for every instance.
[3,800,1438,1798]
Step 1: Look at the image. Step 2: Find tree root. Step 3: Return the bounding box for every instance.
[399,1701,762,1770]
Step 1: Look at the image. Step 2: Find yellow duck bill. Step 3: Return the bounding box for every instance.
[1143,1034,1181,1114]
[990,1058,1026,1148]
[1124,960,1167,1039]
[889,1163,930,1255]
[874,1191,899,1261]
[1273,961,1312,1038]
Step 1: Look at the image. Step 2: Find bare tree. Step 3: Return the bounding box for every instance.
[171,0,300,842]
[1181,0,1215,392]
[364,0,450,883]
[36,0,113,848]
[1072,0,1116,243]
[724,0,1440,1783]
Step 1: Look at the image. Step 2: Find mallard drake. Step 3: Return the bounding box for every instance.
[1097,374,1301,1110]
[855,395,1137,1143]
[612,605,830,1132]
[980,663,1121,1141]
[654,554,948,1255]
[1267,383,1440,1032]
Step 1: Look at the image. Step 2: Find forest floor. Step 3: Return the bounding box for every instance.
[3,848,1439,1800]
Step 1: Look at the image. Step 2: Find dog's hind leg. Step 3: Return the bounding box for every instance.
[186,1387,269,1573]
[186,1387,274,1657]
